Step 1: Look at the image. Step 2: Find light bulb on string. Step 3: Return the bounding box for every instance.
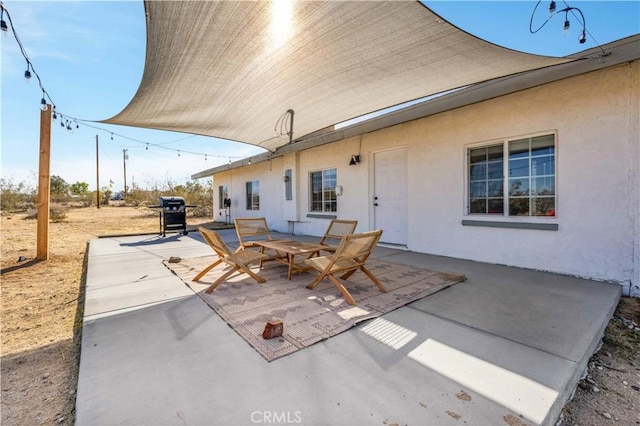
[0,6,7,34]
[40,96,48,111]
[178,150,181,157]
[145,143,149,150]
[530,3,590,47]
[110,133,113,140]
[24,68,31,81]
[579,30,586,44]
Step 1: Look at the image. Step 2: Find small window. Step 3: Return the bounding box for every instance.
[309,168,337,213]
[245,180,260,210]
[218,185,228,208]
[285,169,292,201]
[468,134,556,217]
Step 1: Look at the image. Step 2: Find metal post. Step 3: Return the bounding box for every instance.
[287,109,294,144]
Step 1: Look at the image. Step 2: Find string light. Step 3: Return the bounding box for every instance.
[530,0,594,46]
[578,29,587,44]
[51,112,247,161]
[0,6,7,33]
[1,4,55,109]
[1,2,258,165]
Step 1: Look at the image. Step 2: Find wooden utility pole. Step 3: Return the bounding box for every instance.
[96,135,100,209]
[123,148,128,200]
[36,104,52,260]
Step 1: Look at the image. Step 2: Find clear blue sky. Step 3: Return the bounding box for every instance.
[1,1,638,193]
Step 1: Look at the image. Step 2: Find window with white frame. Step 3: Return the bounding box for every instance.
[245,180,259,210]
[309,168,337,212]
[468,133,555,217]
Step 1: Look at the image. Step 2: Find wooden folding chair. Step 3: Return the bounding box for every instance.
[234,217,274,252]
[304,230,386,305]
[317,219,358,253]
[194,227,270,293]
[234,217,288,264]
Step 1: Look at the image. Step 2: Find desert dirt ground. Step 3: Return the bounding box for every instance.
[1,206,639,425]
[1,206,215,425]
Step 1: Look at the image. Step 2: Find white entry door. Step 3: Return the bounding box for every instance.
[373,147,407,245]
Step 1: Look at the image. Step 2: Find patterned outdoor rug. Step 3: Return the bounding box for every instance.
[164,256,465,362]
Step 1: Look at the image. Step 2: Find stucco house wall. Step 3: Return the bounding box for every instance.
[214,156,285,227]
[211,61,639,295]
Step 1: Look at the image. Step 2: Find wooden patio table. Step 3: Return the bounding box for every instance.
[255,239,327,280]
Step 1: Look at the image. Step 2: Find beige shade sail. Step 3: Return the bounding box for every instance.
[103,0,570,152]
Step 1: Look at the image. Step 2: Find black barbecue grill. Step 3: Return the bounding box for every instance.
[149,196,196,236]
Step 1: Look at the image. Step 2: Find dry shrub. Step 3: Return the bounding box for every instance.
[123,179,213,217]
[23,203,69,222]
[50,204,68,222]
[0,178,36,212]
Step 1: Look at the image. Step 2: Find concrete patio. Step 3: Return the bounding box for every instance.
[75,228,621,426]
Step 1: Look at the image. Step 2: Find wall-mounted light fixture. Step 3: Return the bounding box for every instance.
[350,135,363,166]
